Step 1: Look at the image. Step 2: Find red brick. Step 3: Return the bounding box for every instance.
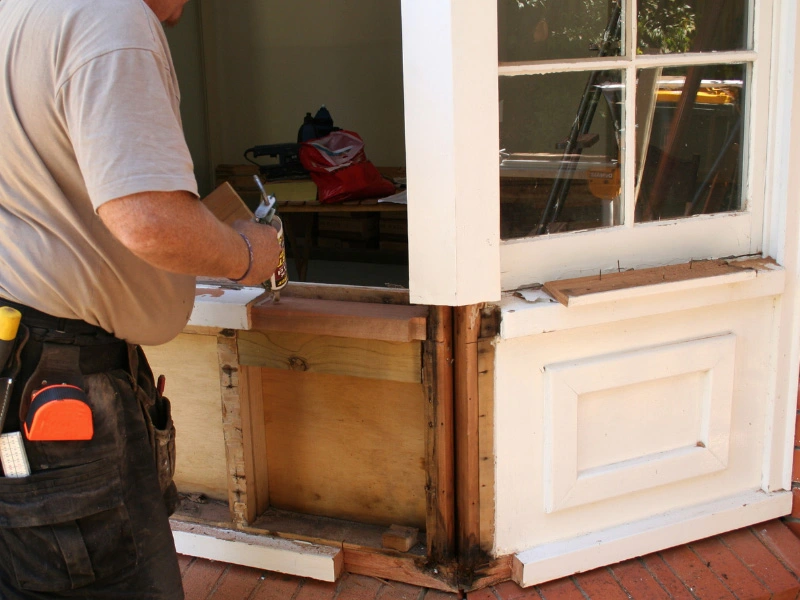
[534,578,585,600]
[336,574,384,599]
[794,448,800,483]
[752,520,800,576]
[609,559,670,600]
[178,554,194,576]
[721,528,800,600]
[465,588,496,600]
[491,580,542,599]
[377,580,428,600]
[208,564,264,600]
[689,537,770,600]
[181,559,227,600]
[573,568,629,600]
[641,553,699,600]
[785,517,800,539]
[294,578,338,600]
[250,571,304,600]
[423,591,460,599]
[793,487,800,518]
[660,545,737,599]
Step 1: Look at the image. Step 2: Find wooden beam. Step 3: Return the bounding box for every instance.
[454,304,482,565]
[238,331,421,384]
[478,339,496,554]
[239,365,269,524]
[343,547,457,592]
[249,297,428,343]
[423,306,456,564]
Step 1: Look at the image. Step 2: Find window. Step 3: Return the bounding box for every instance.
[497,0,771,290]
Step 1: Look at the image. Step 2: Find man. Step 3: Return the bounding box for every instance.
[0,0,280,597]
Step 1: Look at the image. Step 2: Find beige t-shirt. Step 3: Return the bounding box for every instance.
[0,0,198,345]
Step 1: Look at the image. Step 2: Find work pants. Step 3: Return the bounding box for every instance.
[0,303,184,599]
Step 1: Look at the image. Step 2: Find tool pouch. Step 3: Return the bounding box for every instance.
[130,345,178,516]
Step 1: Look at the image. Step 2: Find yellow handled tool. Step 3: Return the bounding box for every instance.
[0,306,22,372]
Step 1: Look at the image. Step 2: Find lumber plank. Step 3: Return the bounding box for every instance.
[237,330,421,384]
[542,258,778,307]
[454,305,483,565]
[423,306,456,563]
[478,339,496,554]
[343,547,456,592]
[381,525,419,552]
[280,282,410,305]
[261,369,427,528]
[250,296,428,342]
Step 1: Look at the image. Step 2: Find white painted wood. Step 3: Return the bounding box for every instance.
[763,0,800,492]
[493,296,778,556]
[544,335,735,512]
[512,490,791,587]
[189,284,266,330]
[500,261,784,339]
[401,0,500,306]
[172,523,343,582]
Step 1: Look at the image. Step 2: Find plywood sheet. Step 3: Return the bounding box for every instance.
[261,369,427,529]
[238,330,421,383]
[144,333,228,500]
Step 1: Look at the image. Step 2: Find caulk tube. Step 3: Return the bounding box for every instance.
[0,306,21,372]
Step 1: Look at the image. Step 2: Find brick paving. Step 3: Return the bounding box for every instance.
[180,520,800,599]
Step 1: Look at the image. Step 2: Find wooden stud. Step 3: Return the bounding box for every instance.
[454,304,483,565]
[239,365,269,524]
[423,305,456,564]
[478,339,496,554]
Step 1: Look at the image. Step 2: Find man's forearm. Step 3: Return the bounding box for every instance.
[97,190,279,285]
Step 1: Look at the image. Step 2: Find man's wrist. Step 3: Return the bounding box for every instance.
[230,231,254,282]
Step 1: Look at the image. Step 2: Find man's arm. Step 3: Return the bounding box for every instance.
[97,190,281,287]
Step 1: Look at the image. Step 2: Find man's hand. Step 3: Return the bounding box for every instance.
[97,190,281,284]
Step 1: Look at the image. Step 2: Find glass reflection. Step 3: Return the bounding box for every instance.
[498,0,623,63]
[500,70,624,238]
[635,64,745,222]
[637,0,748,54]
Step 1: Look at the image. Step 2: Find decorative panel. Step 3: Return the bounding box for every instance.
[544,334,735,513]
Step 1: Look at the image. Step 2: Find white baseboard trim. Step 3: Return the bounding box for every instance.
[171,521,343,582]
[513,489,792,587]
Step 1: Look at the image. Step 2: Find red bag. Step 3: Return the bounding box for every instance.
[298,130,396,204]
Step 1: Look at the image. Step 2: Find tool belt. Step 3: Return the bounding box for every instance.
[0,299,177,514]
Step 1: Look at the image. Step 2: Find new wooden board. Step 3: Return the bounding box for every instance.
[237,330,421,383]
[261,369,427,529]
[478,339,496,554]
[250,297,428,343]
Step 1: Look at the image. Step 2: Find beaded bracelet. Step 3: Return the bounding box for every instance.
[230,231,254,282]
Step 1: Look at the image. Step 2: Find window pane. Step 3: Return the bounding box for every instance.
[500,70,624,239]
[637,1,748,54]
[498,0,623,63]
[635,64,745,222]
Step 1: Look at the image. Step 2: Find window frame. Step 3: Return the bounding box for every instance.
[496,0,772,290]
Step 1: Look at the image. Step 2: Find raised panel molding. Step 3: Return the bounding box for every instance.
[543,334,736,513]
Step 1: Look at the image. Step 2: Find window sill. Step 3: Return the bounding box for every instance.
[499,258,785,340]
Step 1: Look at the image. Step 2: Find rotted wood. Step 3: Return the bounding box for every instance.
[423,306,456,564]
[478,339,496,554]
[454,304,483,566]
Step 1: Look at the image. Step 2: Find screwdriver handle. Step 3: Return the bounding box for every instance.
[0,307,22,372]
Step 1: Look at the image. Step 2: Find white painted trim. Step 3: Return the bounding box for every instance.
[188,284,266,330]
[500,262,785,340]
[762,0,800,492]
[172,526,343,583]
[401,0,501,306]
[512,490,791,587]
